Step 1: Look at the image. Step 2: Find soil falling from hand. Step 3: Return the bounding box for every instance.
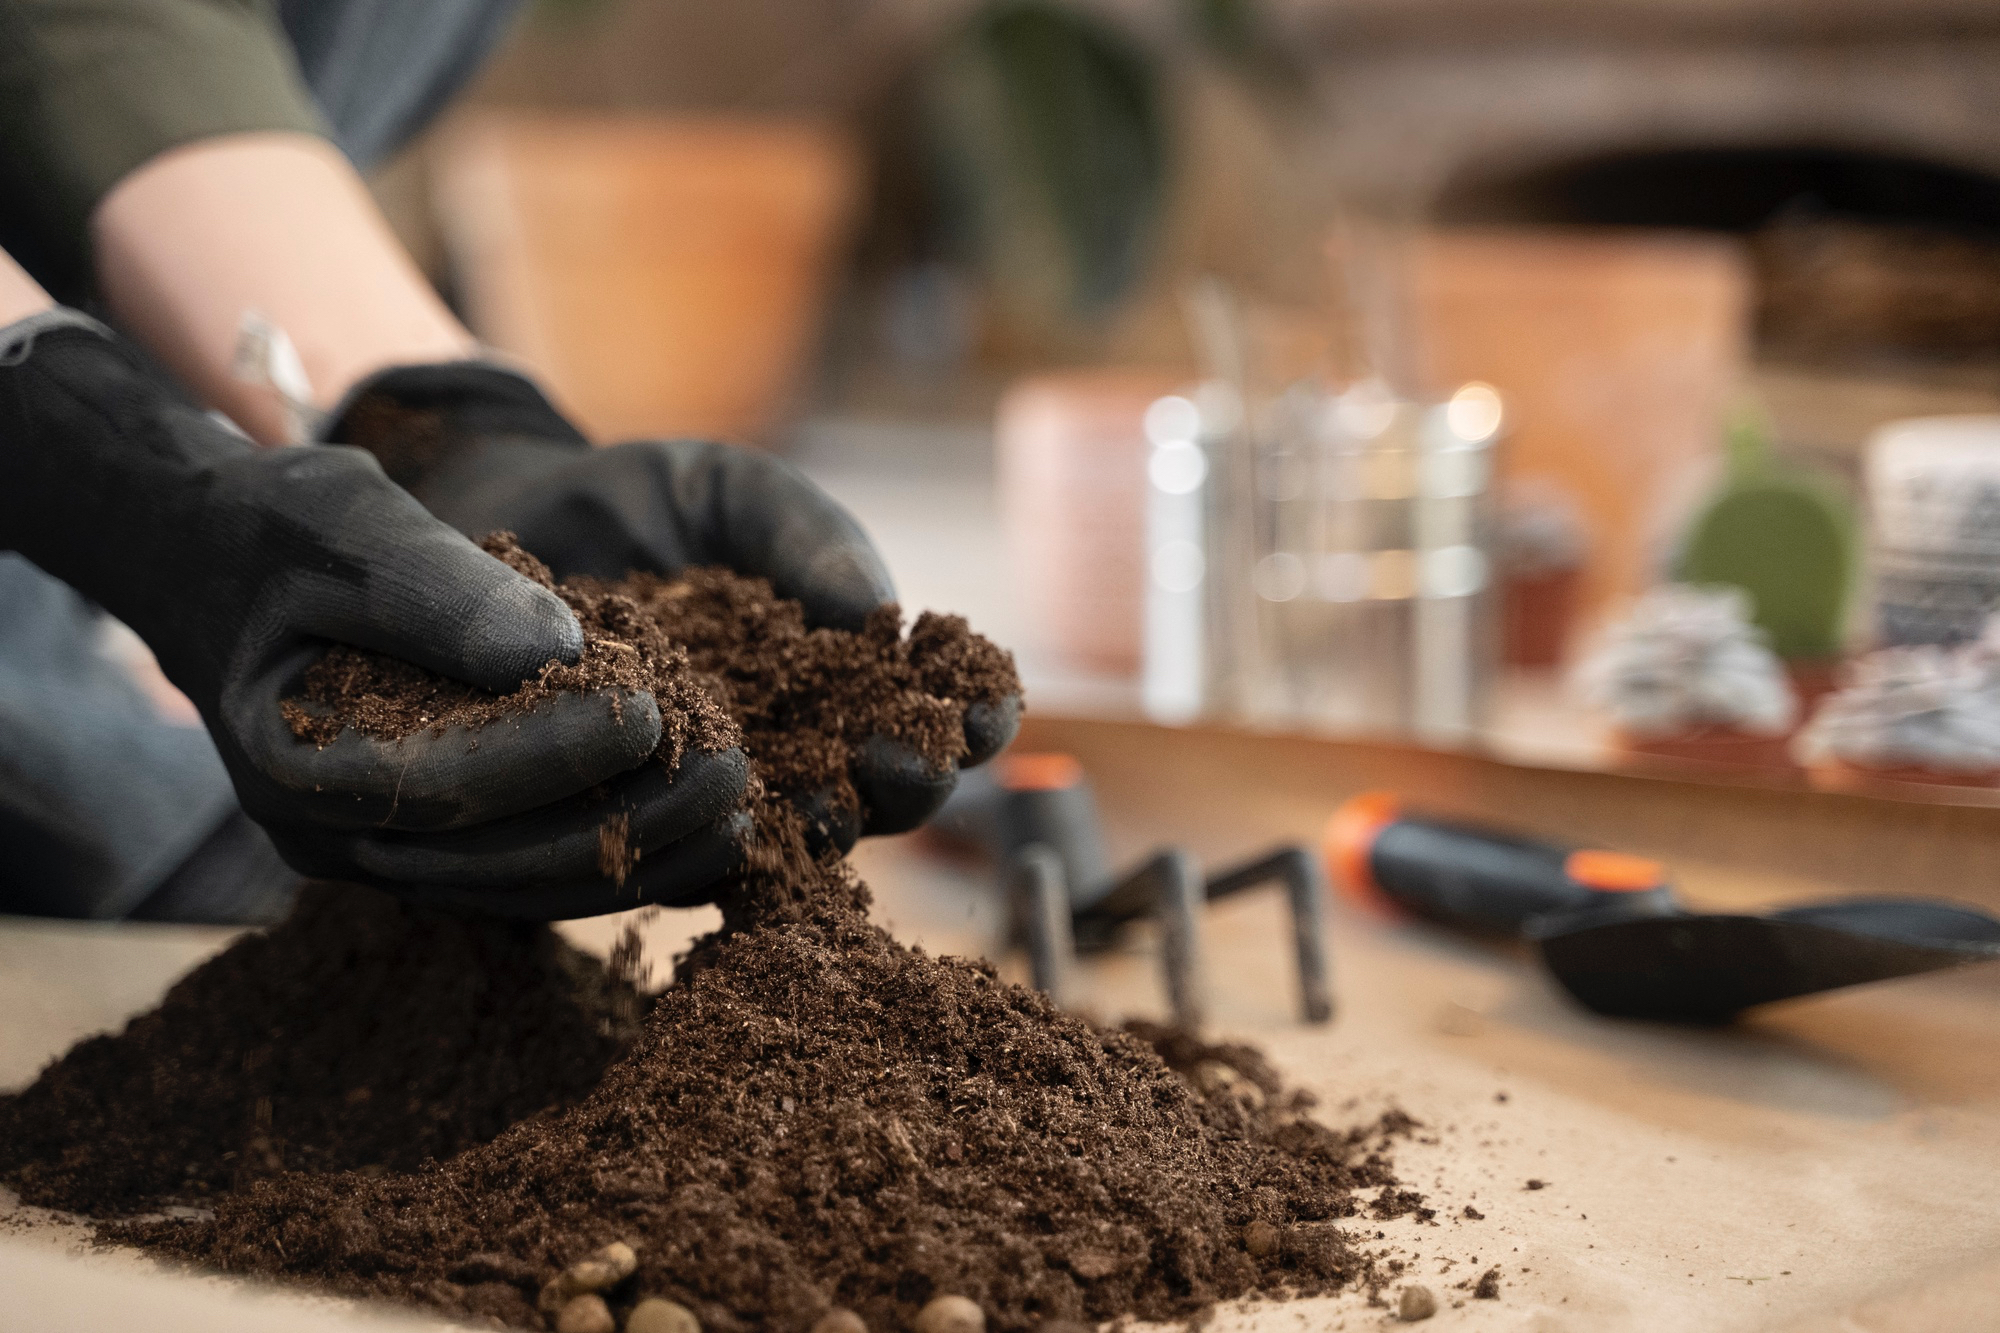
[0,536,1427,1332]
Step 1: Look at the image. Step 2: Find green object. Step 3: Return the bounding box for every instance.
[1185,0,1260,60]
[927,0,1167,318]
[1677,408,1857,660]
[1180,0,1309,94]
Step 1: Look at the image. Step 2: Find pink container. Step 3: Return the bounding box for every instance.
[996,369,1187,677]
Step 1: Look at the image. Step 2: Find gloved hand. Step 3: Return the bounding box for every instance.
[0,312,747,918]
[330,360,1020,848]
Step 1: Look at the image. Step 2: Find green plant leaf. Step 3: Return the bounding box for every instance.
[939,1,1168,315]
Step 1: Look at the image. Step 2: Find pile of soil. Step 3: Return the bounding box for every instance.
[0,536,1429,1333]
[0,884,645,1214]
[111,907,1422,1332]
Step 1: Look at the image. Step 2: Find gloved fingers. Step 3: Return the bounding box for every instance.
[961,695,1022,768]
[239,684,666,832]
[852,733,959,838]
[260,445,584,690]
[794,787,863,857]
[404,435,895,631]
[339,815,752,921]
[843,696,1018,842]
[281,747,749,888]
[619,812,753,909]
[512,440,897,632]
[692,443,897,632]
[326,361,590,460]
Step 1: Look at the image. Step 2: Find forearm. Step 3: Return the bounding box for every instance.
[0,248,54,326]
[92,133,477,445]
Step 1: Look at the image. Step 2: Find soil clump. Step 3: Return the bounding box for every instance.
[280,535,738,773]
[0,537,1428,1332]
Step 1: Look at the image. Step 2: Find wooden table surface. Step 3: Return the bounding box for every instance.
[7,717,2000,1331]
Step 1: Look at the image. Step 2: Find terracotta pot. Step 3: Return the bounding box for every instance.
[1613,660,1842,774]
[1785,658,1845,718]
[1501,566,1579,669]
[1405,228,1750,626]
[434,112,859,443]
[1616,726,1799,773]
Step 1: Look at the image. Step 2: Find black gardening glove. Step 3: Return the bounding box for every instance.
[0,313,747,918]
[329,360,1020,848]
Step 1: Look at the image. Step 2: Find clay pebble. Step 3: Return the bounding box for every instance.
[914,1294,986,1333]
[556,1294,616,1333]
[626,1296,701,1333]
[1243,1219,1281,1259]
[809,1310,868,1333]
[1397,1285,1438,1321]
[598,1242,640,1279]
[566,1240,640,1294]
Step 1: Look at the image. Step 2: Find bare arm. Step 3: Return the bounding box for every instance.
[91,132,477,445]
[0,248,55,326]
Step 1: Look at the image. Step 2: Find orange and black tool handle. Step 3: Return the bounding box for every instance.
[1324,793,1675,937]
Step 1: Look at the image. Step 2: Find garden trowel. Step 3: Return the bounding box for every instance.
[1326,793,2000,1024]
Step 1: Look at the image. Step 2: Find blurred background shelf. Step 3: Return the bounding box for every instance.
[353,0,2000,804]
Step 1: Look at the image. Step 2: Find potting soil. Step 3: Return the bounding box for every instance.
[0,536,1428,1332]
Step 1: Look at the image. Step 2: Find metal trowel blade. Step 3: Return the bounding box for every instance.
[1532,898,2000,1024]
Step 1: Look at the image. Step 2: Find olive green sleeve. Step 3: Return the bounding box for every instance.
[0,0,327,295]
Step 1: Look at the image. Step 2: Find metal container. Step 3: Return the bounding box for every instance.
[1143,378,1502,746]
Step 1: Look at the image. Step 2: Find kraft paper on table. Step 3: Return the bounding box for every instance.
[4,835,1997,1332]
